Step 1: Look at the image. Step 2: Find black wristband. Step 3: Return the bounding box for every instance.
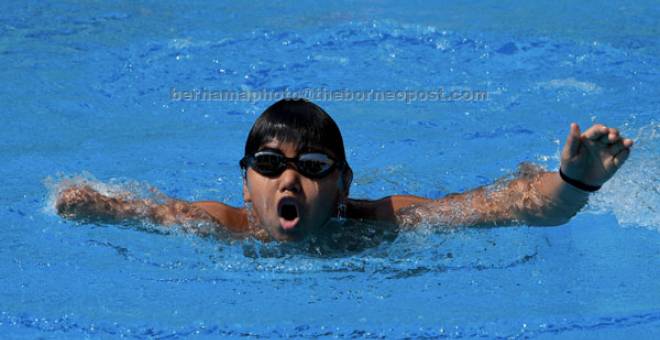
[559,168,601,192]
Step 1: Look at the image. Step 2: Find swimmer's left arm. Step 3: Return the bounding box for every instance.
[395,123,634,227]
[526,123,633,225]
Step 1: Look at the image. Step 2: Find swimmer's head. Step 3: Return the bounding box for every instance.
[241,98,353,241]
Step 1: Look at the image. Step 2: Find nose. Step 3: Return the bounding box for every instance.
[277,167,302,194]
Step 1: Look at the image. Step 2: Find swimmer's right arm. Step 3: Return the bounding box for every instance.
[56,186,247,235]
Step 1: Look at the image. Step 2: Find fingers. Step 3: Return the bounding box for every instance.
[608,141,626,156]
[563,122,582,159]
[602,128,621,144]
[606,137,634,170]
[622,138,634,148]
[583,124,630,145]
[608,138,634,152]
[612,147,631,168]
[583,124,609,141]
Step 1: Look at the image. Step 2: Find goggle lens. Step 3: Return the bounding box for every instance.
[242,150,340,178]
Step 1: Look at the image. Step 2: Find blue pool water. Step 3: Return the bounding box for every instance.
[2,1,660,338]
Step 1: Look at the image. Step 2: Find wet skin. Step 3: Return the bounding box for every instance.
[56,123,634,243]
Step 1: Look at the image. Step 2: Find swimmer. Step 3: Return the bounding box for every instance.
[56,99,634,242]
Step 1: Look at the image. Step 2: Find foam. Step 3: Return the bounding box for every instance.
[537,78,602,94]
[43,172,162,214]
[586,121,660,230]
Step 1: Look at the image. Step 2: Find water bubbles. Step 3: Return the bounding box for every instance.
[588,121,660,229]
[435,41,449,50]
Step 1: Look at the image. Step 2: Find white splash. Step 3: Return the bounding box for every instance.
[537,78,602,94]
[42,172,166,215]
[587,121,660,230]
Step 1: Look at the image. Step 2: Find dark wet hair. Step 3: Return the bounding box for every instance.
[241,98,353,194]
[243,98,348,163]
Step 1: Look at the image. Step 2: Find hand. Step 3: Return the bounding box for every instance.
[560,123,634,187]
[56,185,104,217]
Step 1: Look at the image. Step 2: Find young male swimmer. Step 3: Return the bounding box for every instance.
[56,99,634,242]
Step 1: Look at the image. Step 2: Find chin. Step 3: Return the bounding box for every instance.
[271,228,306,242]
[260,222,306,242]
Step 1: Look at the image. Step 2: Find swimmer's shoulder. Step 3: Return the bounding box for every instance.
[192,201,249,233]
[347,195,432,223]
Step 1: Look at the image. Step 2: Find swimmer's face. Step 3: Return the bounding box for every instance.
[242,140,348,241]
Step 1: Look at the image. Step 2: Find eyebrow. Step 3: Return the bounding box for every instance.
[256,146,283,153]
[298,145,328,154]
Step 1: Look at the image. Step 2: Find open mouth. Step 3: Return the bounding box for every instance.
[277,197,301,231]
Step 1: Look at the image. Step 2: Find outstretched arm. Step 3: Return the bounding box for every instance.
[394,123,634,228]
[56,186,247,236]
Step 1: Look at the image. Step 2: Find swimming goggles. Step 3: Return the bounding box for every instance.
[240,149,343,179]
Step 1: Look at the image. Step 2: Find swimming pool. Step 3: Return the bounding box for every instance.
[2,0,659,338]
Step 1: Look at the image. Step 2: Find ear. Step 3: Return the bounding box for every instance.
[340,166,353,198]
[242,176,252,203]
